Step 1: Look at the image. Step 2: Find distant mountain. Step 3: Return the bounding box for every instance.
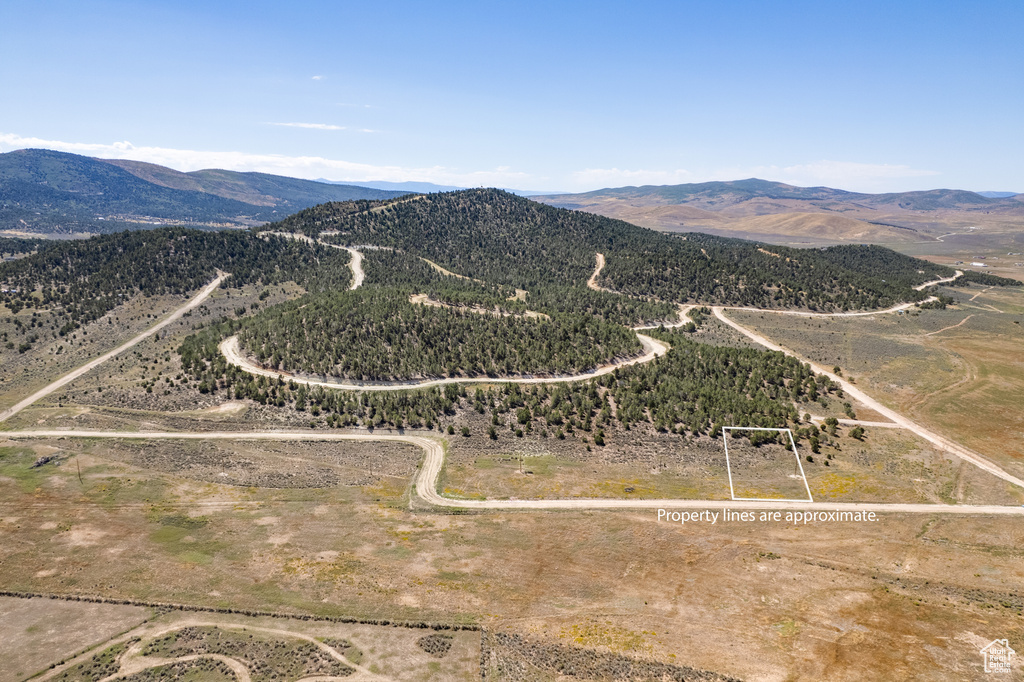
[318,178,566,197]
[533,179,1024,244]
[319,179,465,193]
[0,149,409,234]
[977,191,1019,198]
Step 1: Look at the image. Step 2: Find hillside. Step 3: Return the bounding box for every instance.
[265,188,957,311]
[0,149,408,234]
[0,227,353,328]
[534,179,1024,243]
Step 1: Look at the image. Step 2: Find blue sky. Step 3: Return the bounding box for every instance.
[2,0,1022,193]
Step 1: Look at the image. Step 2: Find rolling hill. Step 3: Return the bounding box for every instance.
[264,188,960,311]
[534,179,1024,244]
[0,148,409,234]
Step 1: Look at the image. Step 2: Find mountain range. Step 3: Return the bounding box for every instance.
[0,149,407,234]
[3,148,1022,246]
[533,179,1024,244]
[317,179,565,196]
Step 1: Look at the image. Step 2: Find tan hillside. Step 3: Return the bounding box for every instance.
[552,197,922,242]
[103,159,279,206]
[570,200,723,229]
[725,211,922,242]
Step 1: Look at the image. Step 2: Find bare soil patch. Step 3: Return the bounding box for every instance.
[0,596,150,682]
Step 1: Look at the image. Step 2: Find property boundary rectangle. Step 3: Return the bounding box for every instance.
[722,426,814,503]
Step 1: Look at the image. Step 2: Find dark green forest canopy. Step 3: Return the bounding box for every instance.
[0,227,351,323]
[599,239,955,311]
[357,248,681,326]
[262,188,957,310]
[949,270,1022,287]
[0,237,48,257]
[178,320,840,443]
[601,330,841,434]
[233,288,643,381]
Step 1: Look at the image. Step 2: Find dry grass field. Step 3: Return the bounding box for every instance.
[17,604,480,681]
[0,281,304,420]
[2,424,1023,680]
[441,414,1022,508]
[728,284,1024,480]
[0,597,151,682]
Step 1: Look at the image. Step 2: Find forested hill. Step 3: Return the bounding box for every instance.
[0,149,408,234]
[0,227,352,326]
[263,188,957,311]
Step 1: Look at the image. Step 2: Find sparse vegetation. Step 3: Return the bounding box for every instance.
[141,627,353,681]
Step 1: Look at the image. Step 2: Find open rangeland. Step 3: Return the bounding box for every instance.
[0,596,151,682]
[440,411,1023,508]
[726,283,1024,480]
[9,600,480,681]
[0,433,1022,680]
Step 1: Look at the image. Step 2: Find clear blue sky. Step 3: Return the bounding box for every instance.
[2,0,1022,192]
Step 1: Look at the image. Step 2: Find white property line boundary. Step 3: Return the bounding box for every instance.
[3,429,1022,515]
[722,427,813,503]
[713,307,1024,491]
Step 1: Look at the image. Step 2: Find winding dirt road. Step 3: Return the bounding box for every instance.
[219,333,668,391]
[586,252,614,293]
[914,271,963,291]
[713,307,1024,490]
[3,429,1020,516]
[261,231,363,289]
[721,270,962,318]
[408,293,550,320]
[220,246,683,390]
[585,251,1017,490]
[343,246,364,289]
[0,273,229,424]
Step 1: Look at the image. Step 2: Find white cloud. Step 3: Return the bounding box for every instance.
[569,161,940,193]
[0,133,533,187]
[311,75,323,80]
[267,122,345,131]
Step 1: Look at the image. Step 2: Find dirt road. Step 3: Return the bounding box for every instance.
[219,333,668,391]
[925,314,974,336]
[0,273,229,423]
[261,230,363,289]
[586,252,613,293]
[712,307,1024,490]
[914,270,963,291]
[409,293,550,320]
[342,246,364,289]
[4,429,1021,516]
[634,304,695,330]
